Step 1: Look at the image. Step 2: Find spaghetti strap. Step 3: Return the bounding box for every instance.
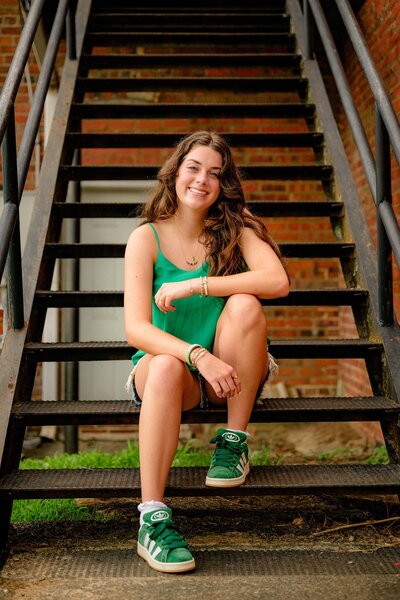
[147,222,161,251]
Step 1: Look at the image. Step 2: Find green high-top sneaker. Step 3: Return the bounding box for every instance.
[206,428,249,487]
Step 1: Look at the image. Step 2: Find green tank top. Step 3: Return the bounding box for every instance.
[131,223,226,366]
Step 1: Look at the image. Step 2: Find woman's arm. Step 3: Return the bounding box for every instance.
[209,226,290,299]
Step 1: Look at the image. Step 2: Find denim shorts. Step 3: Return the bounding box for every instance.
[125,353,278,411]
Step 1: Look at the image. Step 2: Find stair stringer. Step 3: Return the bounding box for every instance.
[287,0,400,462]
[0,0,92,472]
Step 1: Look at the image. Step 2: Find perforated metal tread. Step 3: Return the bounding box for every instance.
[65,132,323,149]
[87,15,291,35]
[34,287,366,308]
[77,76,308,93]
[59,165,333,181]
[51,200,341,218]
[1,464,400,499]
[85,32,296,47]
[90,0,286,12]
[80,53,302,69]
[4,548,400,579]
[23,339,383,362]
[71,102,314,119]
[44,242,354,259]
[11,396,399,426]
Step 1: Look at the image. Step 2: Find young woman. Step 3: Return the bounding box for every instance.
[124,131,289,573]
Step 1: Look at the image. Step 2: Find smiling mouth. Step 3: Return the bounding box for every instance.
[188,187,207,196]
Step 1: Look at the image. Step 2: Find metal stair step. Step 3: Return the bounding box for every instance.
[65,132,323,149]
[34,288,367,308]
[52,200,341,219]
[87,14,291,32]
[23,339,382,362]
[59,165,333,182]
[71,102,315,119]
[1,464,399,499]
[90,0,287,12]
[80,53,302,70]
[44,242,355,259]
[11,397,399,426]
[77,76,308,93]
[85,32,296,48]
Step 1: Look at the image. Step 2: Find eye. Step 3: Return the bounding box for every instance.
[210,172,221,179]
[187,165,198,172]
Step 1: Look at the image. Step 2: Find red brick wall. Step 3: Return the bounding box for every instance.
[335,0,400,429]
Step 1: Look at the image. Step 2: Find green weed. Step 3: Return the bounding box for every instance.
[363,445,389,465]
[316,448,346,461]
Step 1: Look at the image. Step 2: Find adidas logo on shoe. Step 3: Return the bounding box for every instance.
[150,510,169,522]
[222,432,241,443]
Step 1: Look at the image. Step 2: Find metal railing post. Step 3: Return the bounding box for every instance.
[1,107,24,330]
[376,105,393,326]
[303,0,314,60]
[67,0,77,60]
[63,148,81,454]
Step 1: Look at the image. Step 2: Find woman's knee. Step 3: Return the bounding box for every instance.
[146,354,186,388]
[224,294,267,332]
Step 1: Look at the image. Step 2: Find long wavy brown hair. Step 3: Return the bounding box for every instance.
[141,131,287,277]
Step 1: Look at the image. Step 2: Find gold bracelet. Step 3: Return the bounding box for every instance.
[189,279,194,295]
[200,276,205,297]
[203,275,208,298]
[191,348,208,369]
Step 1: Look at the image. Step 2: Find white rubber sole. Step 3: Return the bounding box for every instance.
[137,542,196,573]
[205,463,250,488]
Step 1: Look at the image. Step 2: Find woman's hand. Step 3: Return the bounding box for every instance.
[196,352,241,399]
[155,280,194,313]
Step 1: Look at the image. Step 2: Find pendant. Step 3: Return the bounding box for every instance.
[186,257,198,266]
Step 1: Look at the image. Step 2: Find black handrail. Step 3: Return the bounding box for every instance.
[0,0,75,329]
[303,0,400,326]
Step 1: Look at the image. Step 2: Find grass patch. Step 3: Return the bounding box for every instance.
[11,498,104,523]
[363,445,389,465]
[316,448,346,462]
[249,446,281,466]
[12,441,277,523]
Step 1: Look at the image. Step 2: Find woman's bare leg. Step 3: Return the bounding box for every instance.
[205,294,269,430]
[134,354,201,502]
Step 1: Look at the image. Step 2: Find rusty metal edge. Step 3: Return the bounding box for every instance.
[0,0,92,469]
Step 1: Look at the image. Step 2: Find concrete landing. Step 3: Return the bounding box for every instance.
[1,495,400,599]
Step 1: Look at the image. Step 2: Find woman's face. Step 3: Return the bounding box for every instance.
[175,145,222,213]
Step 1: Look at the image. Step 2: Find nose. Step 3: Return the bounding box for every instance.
[195,170,208,185]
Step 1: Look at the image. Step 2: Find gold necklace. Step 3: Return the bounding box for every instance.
[174,217,200,266]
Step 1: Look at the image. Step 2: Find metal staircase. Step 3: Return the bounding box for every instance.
[1,0,400,565]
